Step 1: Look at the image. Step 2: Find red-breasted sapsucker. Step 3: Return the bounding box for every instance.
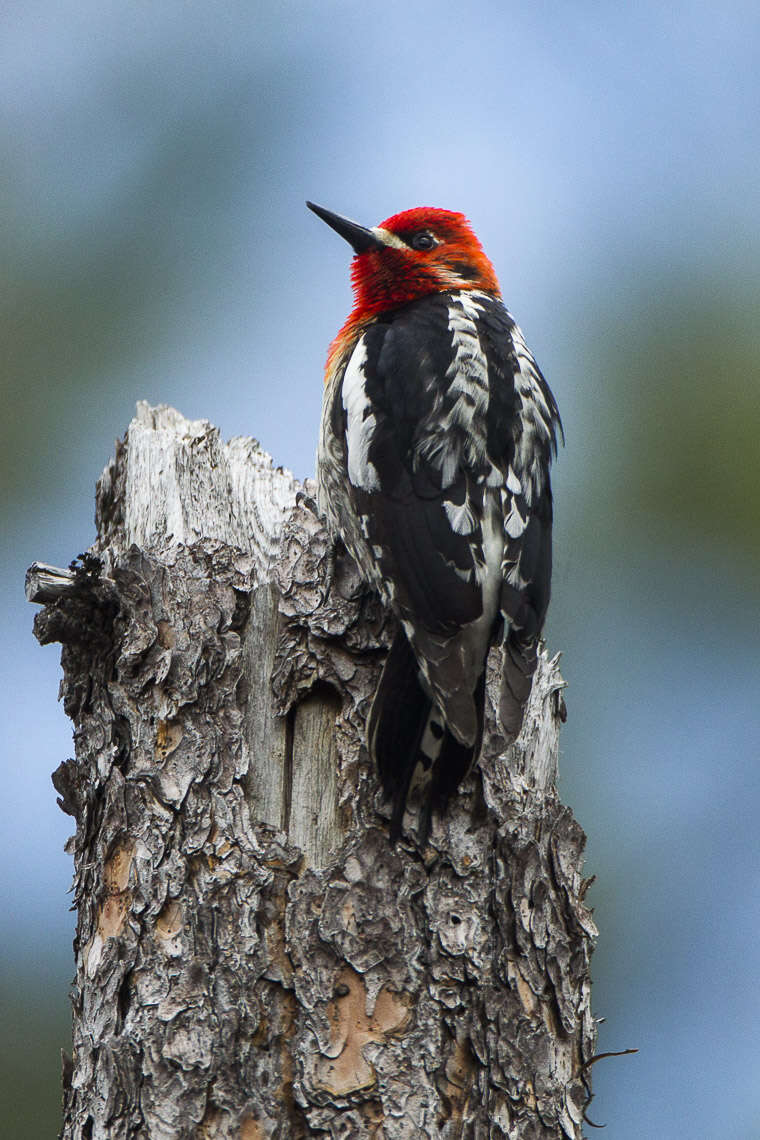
[308,202,562,842]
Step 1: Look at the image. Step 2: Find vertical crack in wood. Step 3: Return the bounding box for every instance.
[281,705,295,836]
[243,583,290,831]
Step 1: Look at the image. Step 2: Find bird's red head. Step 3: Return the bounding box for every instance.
[308,202,502,376]
[354,206,502,314]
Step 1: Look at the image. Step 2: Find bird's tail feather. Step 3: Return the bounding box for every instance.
[368,629,428,821]
[369,629,484,843]
[499,633,538,740]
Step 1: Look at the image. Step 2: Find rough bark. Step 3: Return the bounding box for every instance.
[29,402,597,1140]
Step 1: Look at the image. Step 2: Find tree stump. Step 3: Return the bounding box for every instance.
[28,402,597,1139]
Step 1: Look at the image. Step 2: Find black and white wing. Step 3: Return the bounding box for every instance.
[317,289,561,833]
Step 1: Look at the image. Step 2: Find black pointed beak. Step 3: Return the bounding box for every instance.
[306,201,384,254]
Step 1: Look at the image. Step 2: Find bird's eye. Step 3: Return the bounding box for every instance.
[410,231,437,251]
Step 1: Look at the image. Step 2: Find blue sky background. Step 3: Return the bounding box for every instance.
[2,2,759,1134]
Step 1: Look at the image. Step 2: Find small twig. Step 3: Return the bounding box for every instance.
[582,1047,638,1071]
[582,1048,638,1129]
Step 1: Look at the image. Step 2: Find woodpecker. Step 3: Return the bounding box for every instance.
[308,201,562,842]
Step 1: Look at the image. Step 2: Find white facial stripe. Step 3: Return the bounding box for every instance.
[370,226,408,250]
[432,266,473,289]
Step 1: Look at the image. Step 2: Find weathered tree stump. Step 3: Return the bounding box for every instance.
[28,402,597,1139]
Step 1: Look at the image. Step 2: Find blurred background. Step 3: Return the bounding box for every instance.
[2,1,759,1134]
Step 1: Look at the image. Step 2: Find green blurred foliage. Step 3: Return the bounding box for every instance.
[0,79,262,519]
[0,966,71,1138]
[591,275,760,568]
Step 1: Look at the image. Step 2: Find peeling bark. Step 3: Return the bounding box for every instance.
[30,402,597,1139]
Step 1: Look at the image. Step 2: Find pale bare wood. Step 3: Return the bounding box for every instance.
[288,686,342,867]
[99,400,301,560]
[25,561,77,603]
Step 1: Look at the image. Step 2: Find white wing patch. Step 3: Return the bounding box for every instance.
[508,319,555,501]
[444,496,476,535]
[506,465,521,494]
[412,294,494,486]
[445,297,489,406]
[504,499,527,538]
[423,296,491,482]
[342,337,381,492]
[504,555,527,589]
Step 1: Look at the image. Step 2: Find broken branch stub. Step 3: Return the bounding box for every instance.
[31,402,596,1139]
